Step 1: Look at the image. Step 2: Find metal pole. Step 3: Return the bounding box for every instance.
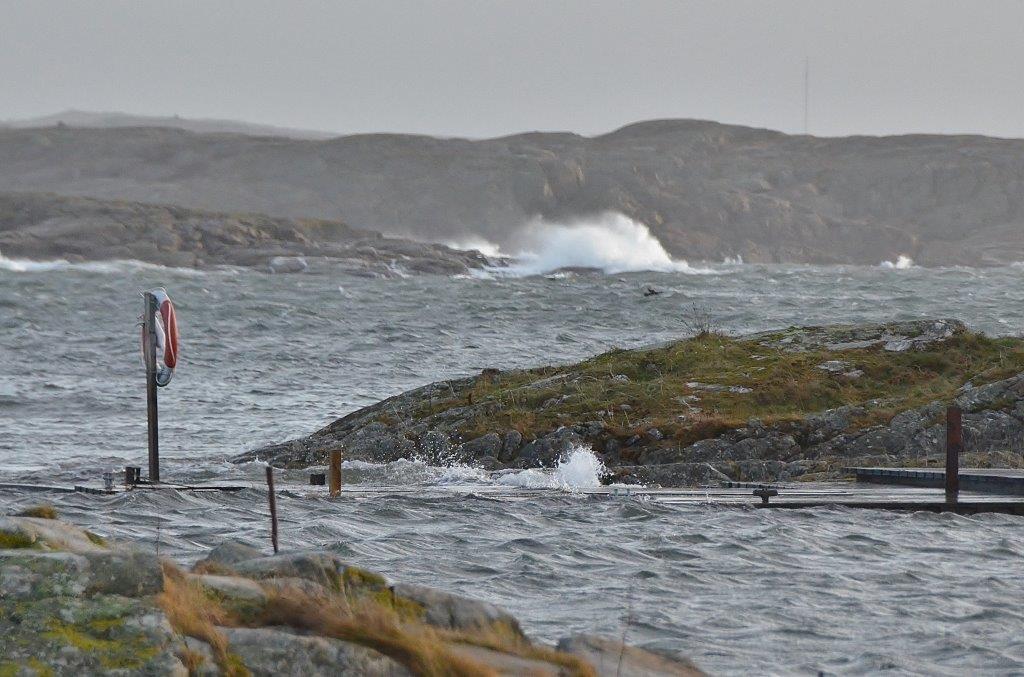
[946,405,962,505]
[143,292,160,483]
[266,466,279,554]
[329,450,342,497]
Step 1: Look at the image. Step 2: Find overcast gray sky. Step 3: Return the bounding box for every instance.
[3,0,1023,138]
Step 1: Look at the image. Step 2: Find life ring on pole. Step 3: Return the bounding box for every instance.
[141,288,179,387]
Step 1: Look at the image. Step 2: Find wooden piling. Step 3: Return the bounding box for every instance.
[946,405,962,504]
[265,466,279,554]
[329,450,342,497]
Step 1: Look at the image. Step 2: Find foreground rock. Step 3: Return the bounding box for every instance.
[0,515,702,676]
[0,191,500,276]
[237,319,1024,485]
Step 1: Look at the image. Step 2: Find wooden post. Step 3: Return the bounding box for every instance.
[946,405,962,505]
[265,466,279,554]
[329,450,342,497]
[142,292,160,483]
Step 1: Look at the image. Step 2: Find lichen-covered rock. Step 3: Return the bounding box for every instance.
[0,551,89,599]
[751,319,966,353]
[0,518,162,598]
[189,573,268,617]
[219,627,408,676]
[1,515,711,676]
[193,540,263,571]
[0,516,108,554]
[82,550,164,597]
[0,594,186,675]
[391,583,525,638]
[230,551,353,589]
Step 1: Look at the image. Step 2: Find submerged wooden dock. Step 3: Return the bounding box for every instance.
[4,479,1024,514]
[851,467,1024,495]
[5,406,1024,514]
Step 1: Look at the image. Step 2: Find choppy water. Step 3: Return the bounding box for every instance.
[3,259,1024,674]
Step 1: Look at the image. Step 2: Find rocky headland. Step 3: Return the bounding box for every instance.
[237,320,1024,485]
[0,511,702,676]
[0,192,498,276]
[4,120,1024,265]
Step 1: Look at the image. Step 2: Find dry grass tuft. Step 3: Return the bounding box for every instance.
[157,563,250,677]
[160,564,594,676]
[176,646,207,673]
[15,504,59,519]
[255,589,496,677]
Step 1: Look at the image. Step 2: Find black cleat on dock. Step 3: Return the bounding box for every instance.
[752,487,779,504]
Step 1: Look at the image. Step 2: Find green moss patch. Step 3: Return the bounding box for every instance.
[425,330,1024,449]
[15,505,58,519]
[43,618,159,670]
[0,531,38,549]
[342,565,387,589]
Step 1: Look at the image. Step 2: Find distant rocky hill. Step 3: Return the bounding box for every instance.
[1,109,335,140]
[0,192,493,275]
[1,119,1024,265]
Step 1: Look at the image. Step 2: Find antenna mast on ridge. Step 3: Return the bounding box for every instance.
[803,57,810,135]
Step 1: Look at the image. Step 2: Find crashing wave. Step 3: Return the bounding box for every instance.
[474,212,714,276]
[880,255,916,270]
[496,447,607,491]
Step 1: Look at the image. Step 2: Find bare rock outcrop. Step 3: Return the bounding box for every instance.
[0,191,500,275]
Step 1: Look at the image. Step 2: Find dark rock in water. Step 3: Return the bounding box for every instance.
[475,455,504,471]
[518,428,583,467]
[612,462,731,487]
[499,430,523,462]
[420,429,454,464]
[459,432,502,460]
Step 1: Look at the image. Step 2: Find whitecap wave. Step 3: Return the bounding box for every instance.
[880,255,916,269]
[476,212,713,276]
[335,448,606,492]
[444,237,505,258]
[496,446,606,492]
[0,250,209,275]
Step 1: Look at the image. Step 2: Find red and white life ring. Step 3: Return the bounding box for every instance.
[141,288,179,386]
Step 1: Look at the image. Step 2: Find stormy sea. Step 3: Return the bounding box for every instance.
[3,245,1024,674]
